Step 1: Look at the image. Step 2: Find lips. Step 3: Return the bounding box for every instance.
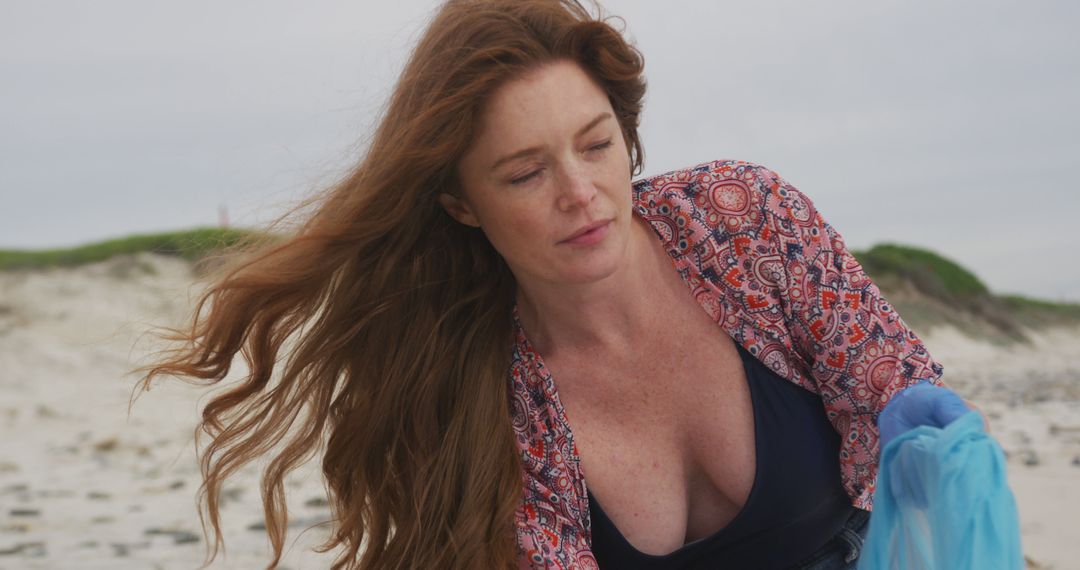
[559,219,612,245]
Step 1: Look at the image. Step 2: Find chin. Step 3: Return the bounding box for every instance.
[553,254,623,285]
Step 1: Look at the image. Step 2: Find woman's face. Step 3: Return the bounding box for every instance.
[447,60,635,289]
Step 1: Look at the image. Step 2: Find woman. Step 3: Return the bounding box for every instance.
[136,0,973,568]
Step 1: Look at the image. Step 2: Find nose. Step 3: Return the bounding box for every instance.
[555,163,598,212]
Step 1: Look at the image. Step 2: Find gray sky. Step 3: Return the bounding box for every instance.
[3,1,1078,302]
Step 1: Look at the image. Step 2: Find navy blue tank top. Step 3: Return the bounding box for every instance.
[586,342,856,569]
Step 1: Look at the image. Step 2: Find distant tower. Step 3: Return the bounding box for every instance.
[218,203,229,229]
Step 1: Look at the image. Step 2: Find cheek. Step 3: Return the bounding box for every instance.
[480,204,552,255]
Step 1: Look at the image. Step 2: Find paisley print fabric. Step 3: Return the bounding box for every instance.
[509,159,945,569]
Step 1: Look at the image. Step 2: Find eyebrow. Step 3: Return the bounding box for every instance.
[489,112,614,171]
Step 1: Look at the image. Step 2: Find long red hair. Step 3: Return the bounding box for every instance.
[134,1,645,567]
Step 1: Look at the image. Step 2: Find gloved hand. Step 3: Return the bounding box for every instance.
[878,382,974,508]
[878,382,972,451]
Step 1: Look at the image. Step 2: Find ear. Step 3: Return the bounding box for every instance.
[437,193,481,228]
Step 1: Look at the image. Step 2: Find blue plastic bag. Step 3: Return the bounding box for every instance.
[858,411,1023,570]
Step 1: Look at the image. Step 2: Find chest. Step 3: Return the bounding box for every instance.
[547,301,757,556]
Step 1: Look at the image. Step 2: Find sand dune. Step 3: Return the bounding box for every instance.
[1,253,1076,568]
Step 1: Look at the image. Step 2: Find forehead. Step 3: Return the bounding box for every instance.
[470,60,614,154]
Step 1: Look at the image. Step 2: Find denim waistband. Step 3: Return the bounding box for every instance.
[790,507,871,569]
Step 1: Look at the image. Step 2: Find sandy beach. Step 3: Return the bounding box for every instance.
[1,253,1077,569]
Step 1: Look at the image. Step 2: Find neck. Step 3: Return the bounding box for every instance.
[514,215,678,357]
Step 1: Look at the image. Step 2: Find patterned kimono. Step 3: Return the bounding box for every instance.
[509,159,945,569]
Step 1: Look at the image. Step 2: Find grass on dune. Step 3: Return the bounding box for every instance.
[851,243,990,300]
[850,243,1080,337]
[0,228,262,271]
[1000,294,1080,318]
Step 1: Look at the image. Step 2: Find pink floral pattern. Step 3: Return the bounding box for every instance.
[510,159,945,568]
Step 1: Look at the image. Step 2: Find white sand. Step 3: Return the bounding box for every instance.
[0,254,338,569]
[0,253,1076,568]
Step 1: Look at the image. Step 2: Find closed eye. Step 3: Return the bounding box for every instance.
[510,169,543,186]
[587,140,613,153]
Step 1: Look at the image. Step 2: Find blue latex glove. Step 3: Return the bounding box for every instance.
[879,382,971,450]
[878,382,972,508]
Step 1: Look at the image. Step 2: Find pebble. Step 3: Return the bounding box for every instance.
[0,484,28,495]
[247,516,323,532]
[0,541,46,557]
[1022,450,1041,467]
[36,489,74,499]
[93,437,119,453]
[0,523,29,534]
[1071,455,1080,467]
[172,531,200,545]
[304,496,329,508]
[1025,554,1050,569]
[144,527,201,545]
[1049,423,1080,436]
[220,486,244,506]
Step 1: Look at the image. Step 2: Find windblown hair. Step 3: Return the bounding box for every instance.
[134,1,645,568]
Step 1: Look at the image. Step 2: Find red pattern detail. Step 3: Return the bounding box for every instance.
[543,528,560,548]
[850,323,868,345]
[733,235,752,257]
[723,266,744,288]
[810,318,828,341]
[528,441,544,459]
[821,290,838,311]
[747,294,769,310]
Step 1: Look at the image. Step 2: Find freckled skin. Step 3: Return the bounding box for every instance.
[441,60,757,556]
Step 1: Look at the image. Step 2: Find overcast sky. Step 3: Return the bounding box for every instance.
[3,1,1078,301]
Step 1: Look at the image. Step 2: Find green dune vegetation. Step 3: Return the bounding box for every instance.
[1,230,1077,342]
[850,243,1080,342]
[0,228,268,274]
